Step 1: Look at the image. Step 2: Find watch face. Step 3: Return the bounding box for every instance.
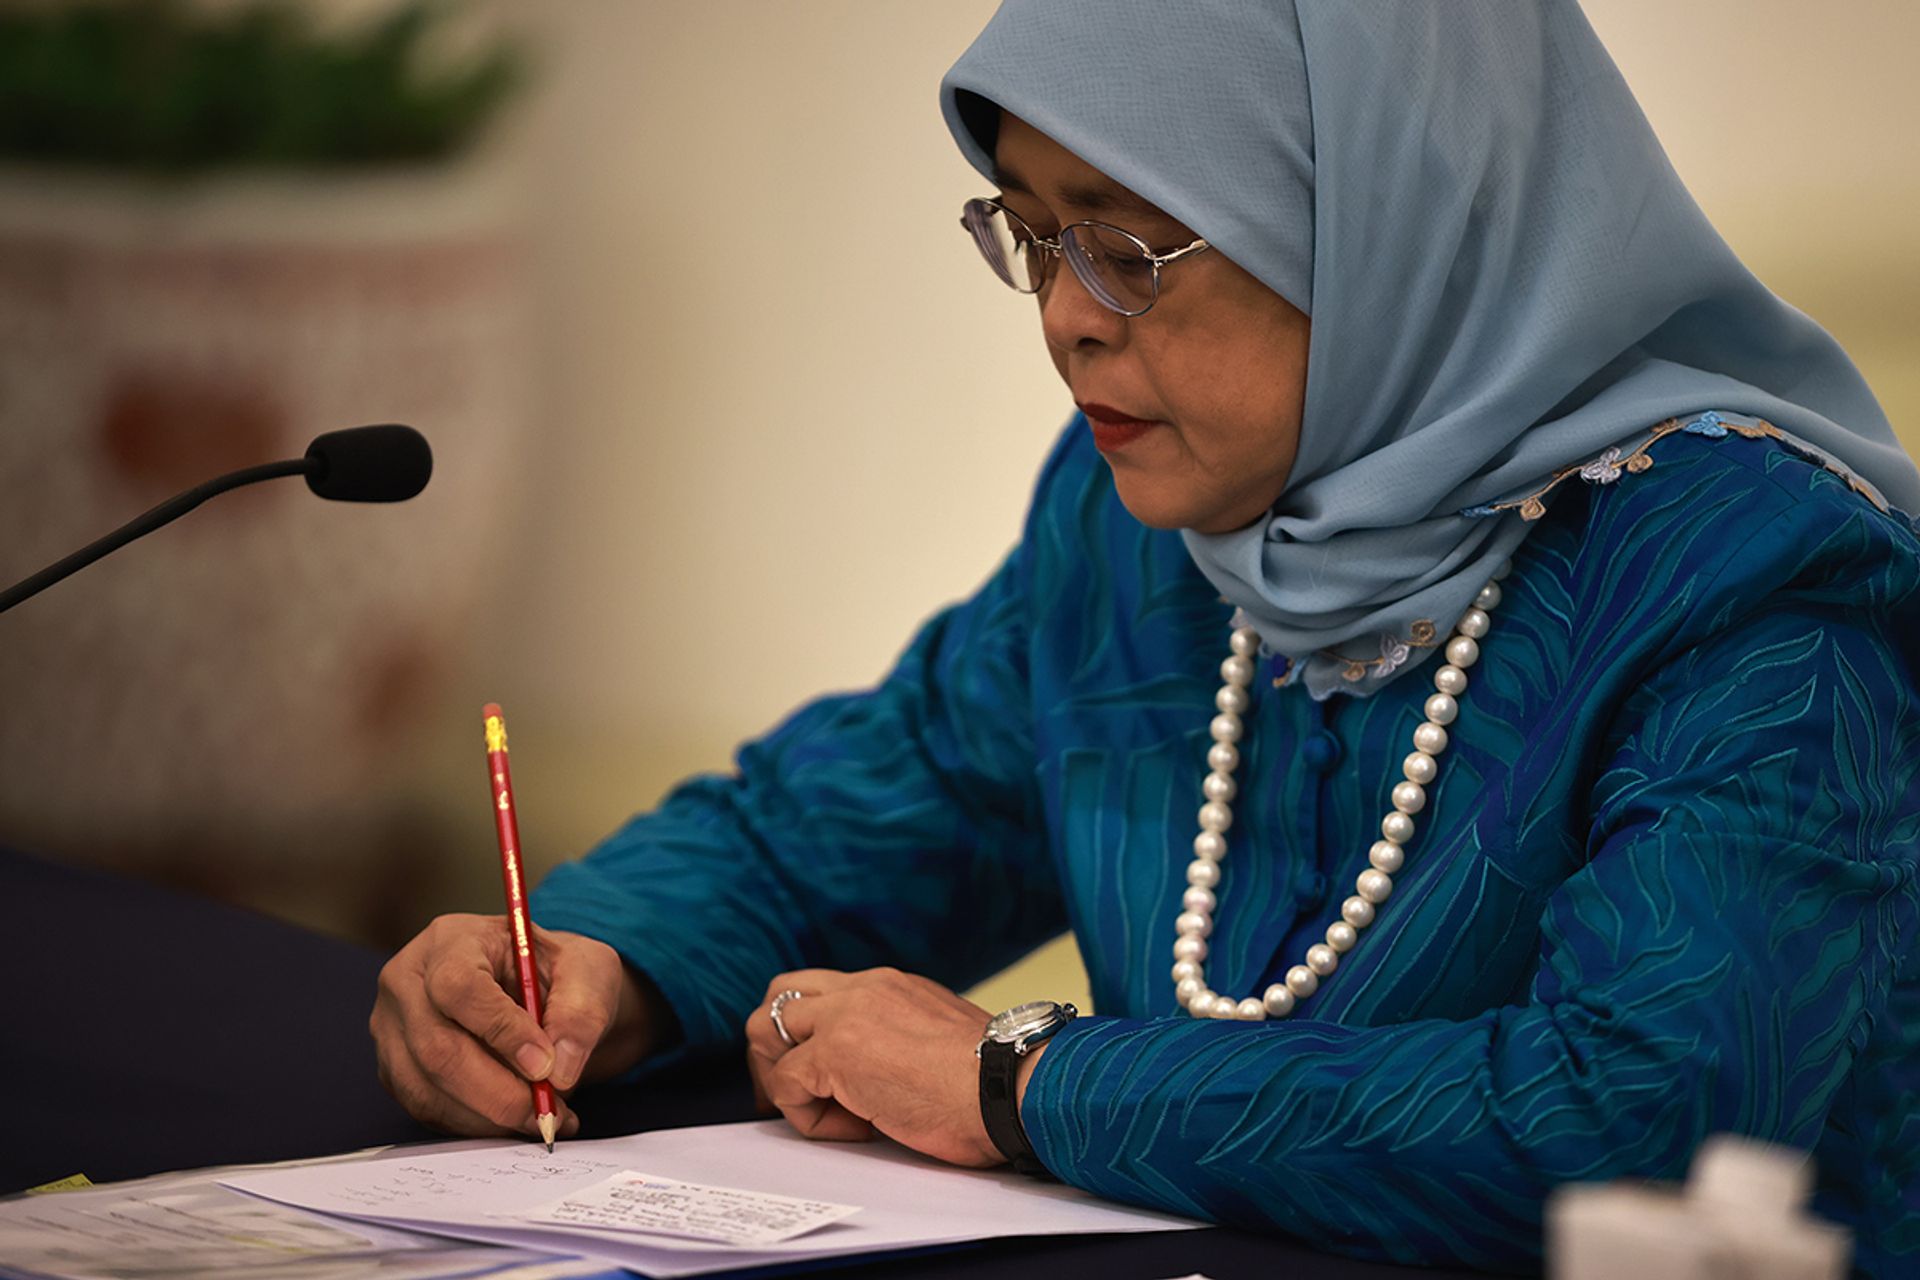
[985,1000,1065,1044]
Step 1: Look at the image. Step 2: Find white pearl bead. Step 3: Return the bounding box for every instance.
[1169,608,1507,1026]
[1413,721,1450,755]
[1368,839,1405,873]
[1494,560,1512,580]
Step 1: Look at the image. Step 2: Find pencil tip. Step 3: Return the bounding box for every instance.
[537,1111,558,1152]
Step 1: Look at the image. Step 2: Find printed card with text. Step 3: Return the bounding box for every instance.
[520,1170,861,1247]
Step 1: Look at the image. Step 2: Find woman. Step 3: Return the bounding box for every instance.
[371,1,1920,1273]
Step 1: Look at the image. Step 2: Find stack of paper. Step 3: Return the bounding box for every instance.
[223,1119,1203,1277]
[0,1163,610,1280]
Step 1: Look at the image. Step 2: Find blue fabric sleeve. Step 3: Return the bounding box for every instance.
[1020,504,1920,1272]
[530,517,1066,1057]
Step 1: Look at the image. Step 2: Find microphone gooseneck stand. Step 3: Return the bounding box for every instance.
[0,459,313,615]
[0,423,431,615]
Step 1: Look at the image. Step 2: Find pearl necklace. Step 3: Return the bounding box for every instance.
[1171,562,1510,1020]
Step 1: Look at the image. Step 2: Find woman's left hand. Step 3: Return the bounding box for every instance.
[744,967,1018,1168]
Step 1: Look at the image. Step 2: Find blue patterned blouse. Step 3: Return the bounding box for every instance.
[532,412,1920,1278]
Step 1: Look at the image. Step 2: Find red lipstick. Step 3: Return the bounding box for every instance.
[1078,402,1163,452]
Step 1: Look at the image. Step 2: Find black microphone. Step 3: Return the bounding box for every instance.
[304,423,433,502]
[0,423,432,615]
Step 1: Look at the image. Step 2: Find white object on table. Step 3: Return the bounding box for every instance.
[1548,1135,1851,1280]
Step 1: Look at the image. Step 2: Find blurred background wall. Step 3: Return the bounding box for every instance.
[0,1,1914,1014]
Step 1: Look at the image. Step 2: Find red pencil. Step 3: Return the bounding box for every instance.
[482,702,559,1151]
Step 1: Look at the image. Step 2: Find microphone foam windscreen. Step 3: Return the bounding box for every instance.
[305,424,432,502]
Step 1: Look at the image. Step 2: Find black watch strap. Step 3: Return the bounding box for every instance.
[979,1039,1052,1178]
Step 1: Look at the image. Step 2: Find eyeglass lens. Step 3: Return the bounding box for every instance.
[962,200,1158,315]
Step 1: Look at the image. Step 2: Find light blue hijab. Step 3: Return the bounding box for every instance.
[941,0,1920,698]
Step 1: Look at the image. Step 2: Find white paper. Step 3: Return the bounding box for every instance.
[224,1119,1203,1278]
[0,1177,605,1280]
[522,1170,859,1246]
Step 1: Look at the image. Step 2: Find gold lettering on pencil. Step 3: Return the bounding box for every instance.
[485,716,509,754]
[511,912,529,955]
[497,789,510,811]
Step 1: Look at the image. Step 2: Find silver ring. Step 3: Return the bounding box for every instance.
[769,988,805,1048]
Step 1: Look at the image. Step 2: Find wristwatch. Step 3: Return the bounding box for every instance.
[976,999,1077,1177]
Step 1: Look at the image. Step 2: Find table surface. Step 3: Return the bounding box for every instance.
[5,842,1502,1279]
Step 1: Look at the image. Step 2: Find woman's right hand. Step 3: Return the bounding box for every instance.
[370,913,659,1139]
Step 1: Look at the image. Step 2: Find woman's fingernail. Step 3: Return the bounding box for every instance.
[515,1043,552,1079]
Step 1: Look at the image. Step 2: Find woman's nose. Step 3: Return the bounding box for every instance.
[1038,253,1128,354]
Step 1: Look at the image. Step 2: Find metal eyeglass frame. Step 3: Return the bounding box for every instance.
[961,196,1211,318]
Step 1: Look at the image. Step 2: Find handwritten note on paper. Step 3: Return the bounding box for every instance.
[279,1147,627,1224]
[523,1171,859,1246]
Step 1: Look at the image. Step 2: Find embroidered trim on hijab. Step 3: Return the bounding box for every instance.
[1462,411,1895,522]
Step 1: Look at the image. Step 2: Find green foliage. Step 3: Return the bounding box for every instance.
[0,1,527,172]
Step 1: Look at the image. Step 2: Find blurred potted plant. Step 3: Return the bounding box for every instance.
[0,0,522,174]
[0,0,537,945]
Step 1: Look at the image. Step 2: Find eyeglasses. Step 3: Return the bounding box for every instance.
[960,196,1211,317]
